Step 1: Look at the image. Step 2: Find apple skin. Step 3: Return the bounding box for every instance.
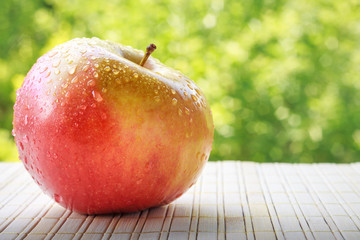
[13,37,214,214]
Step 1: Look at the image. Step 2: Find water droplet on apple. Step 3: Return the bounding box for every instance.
[54,194,62,203]
[104,66,111,72]
[71,76,78,83]
[82,65,89,71]
[184,107,190,115]
[40,66,48,73]
[19,142,24,150]
[79,105,87,110]
[92,90,103,102]
[172,98,177,105]
[93,72,99,78]
[53,153,58,159]
[113,69,120,75]
[171,89,176,95]
[11,129,16,137]
[184,92,188,96]
[48,51,58,57]
[60,102,65,107]
[191,95,198,101]
[24,115,28,125]
[74,122,79,127]
[154,96,160,102]
[133,73,139,78]
[105,58,110,63]
[91,56,96,60]
[61,82,69,89]
[94,63,99,68]
[87,80,95,87]
[69,66,76,75]
[23,135,29,143]
[102,88,108,93]
[80,49,87,54]
[154,90,159,94]
[91,103,96,108]
[178,109,183,116]
[52,59,61,67]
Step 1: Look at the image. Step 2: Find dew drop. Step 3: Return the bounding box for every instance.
[23,135,29,143]
[24,115,28,125]
[105,58,110,63]
[79,105,87,110]
[102,88,108,93]
[171,89,176,95]
[104,66,111,72]
[74,122,79,127]
[91,103,96,108]
[113,69,120,75]
[94,63,99,68]
[191,95,198,101]
[172,98,178,105]
[184,92,188,96]
[154,90,159,94]
[11,129,16,137]
[133,73,139,78]
[87,80,95,87]
[93,72,99,78]
[90,56,96,60]
[80,49,87,54]
[92,90,103,102]
[178,109,183,116]
[69,66,76,75]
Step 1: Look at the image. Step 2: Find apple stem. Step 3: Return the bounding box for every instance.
[139,43,157,66]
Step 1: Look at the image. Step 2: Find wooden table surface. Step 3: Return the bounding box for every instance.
[1,161,360,240]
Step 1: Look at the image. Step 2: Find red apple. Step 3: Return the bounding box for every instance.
[12,38,214,214]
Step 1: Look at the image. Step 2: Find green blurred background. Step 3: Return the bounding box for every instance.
[1,0,360,163]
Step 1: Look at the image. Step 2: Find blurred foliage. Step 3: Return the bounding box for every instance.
[1,0,360,162]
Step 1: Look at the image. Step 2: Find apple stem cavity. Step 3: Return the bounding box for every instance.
[139,43,156,66]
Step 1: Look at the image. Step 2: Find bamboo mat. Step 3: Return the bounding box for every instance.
[1,161,360,240]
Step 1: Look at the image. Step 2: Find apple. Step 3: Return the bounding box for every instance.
[12,37,214,214]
